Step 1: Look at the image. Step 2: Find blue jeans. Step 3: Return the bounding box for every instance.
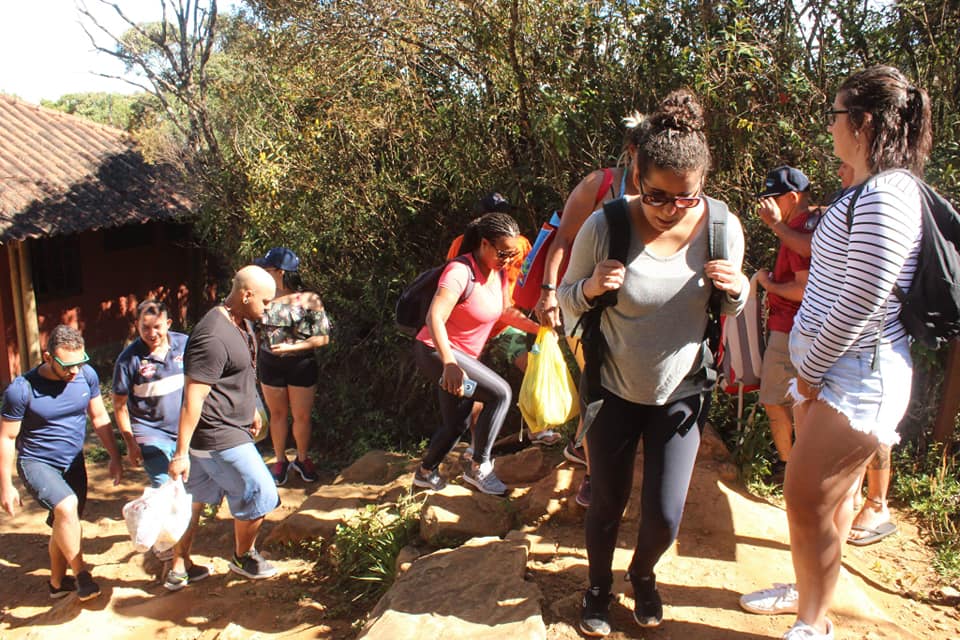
[186,442,279,520]
[140,441,177,488]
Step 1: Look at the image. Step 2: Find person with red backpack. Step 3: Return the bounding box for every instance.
[529,122,642,508]
[412,213,538,496]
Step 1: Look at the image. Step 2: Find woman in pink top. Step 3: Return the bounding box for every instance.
[413,213,538,495]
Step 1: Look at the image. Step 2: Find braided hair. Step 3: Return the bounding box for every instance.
[460,212,520,254]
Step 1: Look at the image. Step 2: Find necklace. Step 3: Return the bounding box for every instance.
[220,303,256,366]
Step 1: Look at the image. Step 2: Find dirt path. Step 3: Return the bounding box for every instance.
[1,446,957,640]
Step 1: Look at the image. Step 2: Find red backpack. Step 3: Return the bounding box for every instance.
[513,168,616,310]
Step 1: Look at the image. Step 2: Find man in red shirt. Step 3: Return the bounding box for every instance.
[755,166,817,481]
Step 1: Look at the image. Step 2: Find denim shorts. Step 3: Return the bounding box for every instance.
[788,330,912,446]
[186,442,279,520]
[140,441,177,488]
[17,453,87,527]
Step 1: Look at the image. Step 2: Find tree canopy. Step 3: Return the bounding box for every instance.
[87,0,960,457]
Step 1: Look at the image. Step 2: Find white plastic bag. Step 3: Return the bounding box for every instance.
[122,479,193,553]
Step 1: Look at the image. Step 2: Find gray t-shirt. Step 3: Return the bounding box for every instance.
[558,197,748,405]
[185,307,257,451]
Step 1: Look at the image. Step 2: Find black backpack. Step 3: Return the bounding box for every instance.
[573,197,728,440]
[846,170,960,349]
[395,255,476,336]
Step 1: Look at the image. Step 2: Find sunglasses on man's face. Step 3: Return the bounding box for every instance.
[53,352,90,369]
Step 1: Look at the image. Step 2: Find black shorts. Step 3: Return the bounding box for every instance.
[257,350,318,388]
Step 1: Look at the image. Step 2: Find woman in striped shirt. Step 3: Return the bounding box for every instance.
[780,66,931,639]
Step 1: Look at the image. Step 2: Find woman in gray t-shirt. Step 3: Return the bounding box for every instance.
[558,89,748,637]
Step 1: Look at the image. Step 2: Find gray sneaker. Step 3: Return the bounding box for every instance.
[229,549,277,580]
[462,462,508,496]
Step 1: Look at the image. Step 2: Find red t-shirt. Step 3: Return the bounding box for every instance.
[767,211,816,333]
[416,254,507,358]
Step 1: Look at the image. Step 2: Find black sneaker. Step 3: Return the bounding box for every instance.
[229,549,277,580]
[630,573,663,628]
[271,459,290,486]
[164,564,212,591]
[412,467,447,491]
[579,586,612,637]
[290,457,319,482]
[48,575,77,599]
[76,570,101,602]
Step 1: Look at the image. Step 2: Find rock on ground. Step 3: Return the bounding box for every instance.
[358,535,546,640]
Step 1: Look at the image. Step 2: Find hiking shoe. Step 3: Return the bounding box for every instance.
[164,564,212,591]
[740,582,799,615]
[413,467,447,491]
[579,586,613,637]
[526,429,562,446]
[48,575,76,599]
[630,573,663,628]
[76,570,101,602]
[783,619,834,639]
[462,462,508,496]
[271,459,289,486]
[291,457,319,482]
[575,475,592,508]
[564,441,587,466]
[229,549,277,580]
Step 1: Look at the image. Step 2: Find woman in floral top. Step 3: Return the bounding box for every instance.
[254,247,331,485]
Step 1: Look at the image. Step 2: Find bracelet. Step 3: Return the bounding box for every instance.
[171,454,188,462]
[540,283,556,291]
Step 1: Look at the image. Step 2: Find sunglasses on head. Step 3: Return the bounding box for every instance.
[639,181,703,209]
[52,352,90,369]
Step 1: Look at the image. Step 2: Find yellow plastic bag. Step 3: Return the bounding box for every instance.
[519,327,580,433]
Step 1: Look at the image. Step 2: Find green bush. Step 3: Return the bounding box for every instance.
[330,492,425,603]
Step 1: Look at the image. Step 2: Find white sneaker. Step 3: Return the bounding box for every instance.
[739,582,799,615]
[783,619,833,639]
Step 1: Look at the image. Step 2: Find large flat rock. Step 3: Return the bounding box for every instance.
[358,536,546,640]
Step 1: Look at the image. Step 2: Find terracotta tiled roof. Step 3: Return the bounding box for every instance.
[0,94,192,242]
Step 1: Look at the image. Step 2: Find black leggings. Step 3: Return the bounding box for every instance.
[413,341,512,469]
[585,388,708,593]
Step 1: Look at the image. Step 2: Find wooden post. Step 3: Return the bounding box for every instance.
[933,339,960,444]
[7,241,41,371]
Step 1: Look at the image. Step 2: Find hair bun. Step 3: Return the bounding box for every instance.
[650,89,705,134]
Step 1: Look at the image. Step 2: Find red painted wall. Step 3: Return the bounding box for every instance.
[28,222,218,367]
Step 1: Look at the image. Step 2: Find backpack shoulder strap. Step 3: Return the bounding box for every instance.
[706,197,729,261]
[450,255,476,303]
[593,168,616,208]
[596,197,631,308]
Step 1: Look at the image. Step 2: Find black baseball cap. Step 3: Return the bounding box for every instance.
[254,247,300,272]
[758,166,811,198]
[473,192,515,215]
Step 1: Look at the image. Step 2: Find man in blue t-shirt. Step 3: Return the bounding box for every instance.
[113,300,187,488]
[0,325,123,602]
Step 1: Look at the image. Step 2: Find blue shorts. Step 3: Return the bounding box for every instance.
[140,441,177,488]
[788,330,912,446]
[186,442,279,520]
[17,453,87,527]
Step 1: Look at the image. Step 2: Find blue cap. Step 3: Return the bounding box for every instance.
[254,247,300,272]
[758,166,811,198]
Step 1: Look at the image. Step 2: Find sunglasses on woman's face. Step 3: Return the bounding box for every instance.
[639,181,702,209]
